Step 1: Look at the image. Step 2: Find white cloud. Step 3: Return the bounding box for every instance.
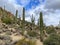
[17,0,31,7]
[0,0,60,26]
[0,0,23,16]
[25,0,60,26]
[45,0,60,10]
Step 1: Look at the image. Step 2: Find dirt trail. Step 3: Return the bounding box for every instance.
[36,39,43,45]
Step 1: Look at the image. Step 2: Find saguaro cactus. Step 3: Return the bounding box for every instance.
[40,12,43,31]
[22,7,25,30]
[31,14,35,25]
[22,7,25,22]
[39,12,44,41]
[15,10,18,24]
[16,10,18,18]
[31,14,35,30]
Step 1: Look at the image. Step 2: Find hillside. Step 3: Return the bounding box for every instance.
[0,7,60,45]
[0,7,43,45]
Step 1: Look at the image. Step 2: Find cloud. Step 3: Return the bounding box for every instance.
[16,0,31,7]
[0,0,60,26]
[0,0,23,16]
[45,0,60,10]
[25,0,60,26]
[43,11,60,26]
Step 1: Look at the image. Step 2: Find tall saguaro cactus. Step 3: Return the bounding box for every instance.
[31,14,35,30]
[31,14,35,25]
[22,7,25,30]
[16,10,18,18]
[40,12,44,31]
[22,7,25,22]
[15,10,18,24]
[39,12,44,41]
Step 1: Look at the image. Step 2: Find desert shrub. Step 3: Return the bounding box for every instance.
[43,34,60,45]
[46,26,56,34]
[16,38,36,45]
[27,31,38,37]
[1,16,12,24]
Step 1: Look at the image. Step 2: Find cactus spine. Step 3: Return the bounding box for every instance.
[39,12,44,41]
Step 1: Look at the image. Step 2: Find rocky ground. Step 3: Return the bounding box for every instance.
[0,22,43,45]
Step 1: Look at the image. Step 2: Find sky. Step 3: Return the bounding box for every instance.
[0,0,60,26]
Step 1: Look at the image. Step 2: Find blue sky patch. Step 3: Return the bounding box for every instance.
[16,0,44,10]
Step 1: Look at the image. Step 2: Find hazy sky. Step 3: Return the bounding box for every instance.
[0,0,60,26]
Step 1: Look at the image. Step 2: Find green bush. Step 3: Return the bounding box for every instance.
[16,38,36,45]
[46,26,56,34]
[1,16,12,24]
[27,31,38,37]
[43,34,60,45]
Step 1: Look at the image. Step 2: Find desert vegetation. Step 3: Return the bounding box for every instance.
[0,6,60,45]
